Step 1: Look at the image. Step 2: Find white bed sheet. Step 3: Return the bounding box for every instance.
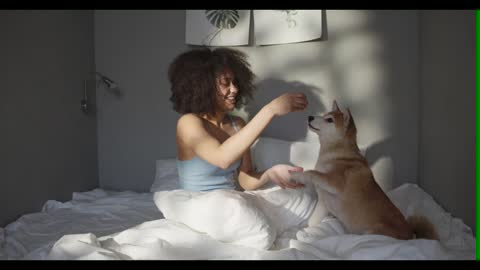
[0,189,163,260]
[48,184,476,260]
[0,184,475,260]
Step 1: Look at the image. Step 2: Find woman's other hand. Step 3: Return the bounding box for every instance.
[266,164,305,189]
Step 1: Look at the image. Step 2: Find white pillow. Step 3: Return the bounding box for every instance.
[150,159,180,192]
[251,137,320,171]
[251,137,368,172]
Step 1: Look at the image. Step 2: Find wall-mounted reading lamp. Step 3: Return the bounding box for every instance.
[94,72,118,89]
[81,72,119,114]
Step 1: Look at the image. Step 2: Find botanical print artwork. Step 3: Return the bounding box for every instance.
[186,10,322,46]
[280,10,298,28]
[253,10,323,46]
[186,10,250,46]
[205,10,240,29]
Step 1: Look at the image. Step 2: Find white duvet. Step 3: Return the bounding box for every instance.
[44,183,475,260]
[0,189,163,260]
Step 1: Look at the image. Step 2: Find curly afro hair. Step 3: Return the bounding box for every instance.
[168,47,256,115]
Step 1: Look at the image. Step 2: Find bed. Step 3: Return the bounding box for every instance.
[0,137,475,260]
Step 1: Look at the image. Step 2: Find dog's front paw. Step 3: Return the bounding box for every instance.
[289,171,307,184]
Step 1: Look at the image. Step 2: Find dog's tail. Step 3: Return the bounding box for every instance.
[407,215,439,240]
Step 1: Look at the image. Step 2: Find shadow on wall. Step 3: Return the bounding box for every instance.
[363,136,396,192]
[359,11,418,191]
[238,78,326,142]
[93,84,126,118]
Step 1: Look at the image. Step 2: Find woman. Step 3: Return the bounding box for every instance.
[169,47,308,192]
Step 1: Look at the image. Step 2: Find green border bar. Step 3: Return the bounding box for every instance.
[476,9,479,261]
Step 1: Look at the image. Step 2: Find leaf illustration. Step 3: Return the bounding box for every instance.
[279,10,298,28]
[205,10,240,29]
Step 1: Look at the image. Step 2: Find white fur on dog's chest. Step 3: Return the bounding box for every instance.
[314,163,332,172]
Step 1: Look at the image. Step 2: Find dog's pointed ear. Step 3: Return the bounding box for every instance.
[332,100,340,112]
[343,108,356,133]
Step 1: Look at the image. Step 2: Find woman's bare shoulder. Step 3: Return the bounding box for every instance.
[177,113,204,133]
[178,113,202,124]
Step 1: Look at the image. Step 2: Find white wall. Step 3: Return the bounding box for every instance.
[418,10,475,233]
[95,10,420,193]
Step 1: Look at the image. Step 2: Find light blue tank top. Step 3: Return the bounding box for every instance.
[177,115,241,192]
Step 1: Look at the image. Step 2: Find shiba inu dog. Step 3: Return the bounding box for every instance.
[291,101,438,240]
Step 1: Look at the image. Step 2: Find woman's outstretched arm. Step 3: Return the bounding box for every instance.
[178,92,308,169]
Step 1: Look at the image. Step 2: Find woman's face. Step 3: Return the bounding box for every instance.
[215,69,238,112]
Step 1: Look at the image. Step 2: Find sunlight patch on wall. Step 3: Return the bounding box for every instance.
[243,11,388,147]
[253,43,329,79]
[283,68,333,95]
[342,60,385,101]
[332,33,383,67]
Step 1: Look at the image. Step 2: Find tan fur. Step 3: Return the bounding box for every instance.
[293,101,438,240]
[407,215,439,240]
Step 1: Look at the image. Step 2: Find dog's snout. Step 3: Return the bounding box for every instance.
[308,116,314,122]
